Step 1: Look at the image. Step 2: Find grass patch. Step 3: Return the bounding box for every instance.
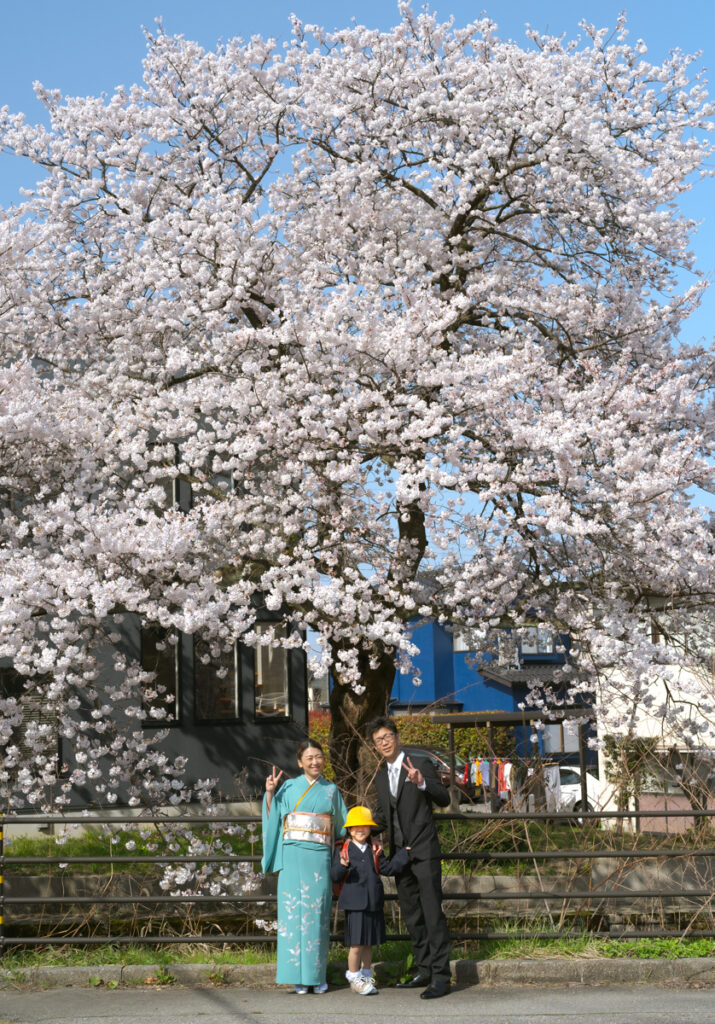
[437,818,714,877]
[468,933,715,961]
[3,824,259,876]
[0,943,278,970]
[1,935,712,972]
[7,818,709,879]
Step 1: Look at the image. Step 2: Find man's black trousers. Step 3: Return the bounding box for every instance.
[394,854,451,984]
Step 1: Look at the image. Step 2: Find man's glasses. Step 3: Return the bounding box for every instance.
[373,733,395,746]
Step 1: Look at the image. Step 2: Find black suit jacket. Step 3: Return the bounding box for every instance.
[373,753,450,861]
[330,842,410,911]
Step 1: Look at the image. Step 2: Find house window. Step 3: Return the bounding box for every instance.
[520,626,554,656]
[497,631,519,668]
[194,637,239,721]
[149,442,192,512]
[254,623,290,719]
[562,721,580,753]
[0,665,24,700]
[141,625,180,722]
[453,627,481,653]
[541,722,580,754]
[0,667,59,775]
[541,724,562,754]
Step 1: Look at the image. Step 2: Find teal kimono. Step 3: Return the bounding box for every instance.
[262,775,347,986]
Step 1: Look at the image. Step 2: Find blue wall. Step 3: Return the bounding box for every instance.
[391,620,453,706]
[391,621,528,713]
[452,652,522,712]
[389,622,595,765]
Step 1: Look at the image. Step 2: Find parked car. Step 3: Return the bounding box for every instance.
[558,765,601,816]
[401,746,477,801]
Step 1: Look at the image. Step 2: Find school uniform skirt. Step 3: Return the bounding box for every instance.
[343,908,386,946]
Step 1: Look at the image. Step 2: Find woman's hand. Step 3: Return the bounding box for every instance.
[265,765,284,813]
[266,765,285,794]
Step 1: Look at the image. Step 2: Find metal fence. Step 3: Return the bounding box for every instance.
[1,807,713,955]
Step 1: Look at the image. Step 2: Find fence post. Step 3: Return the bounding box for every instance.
[0,812,4,963]
[578,723,589,816]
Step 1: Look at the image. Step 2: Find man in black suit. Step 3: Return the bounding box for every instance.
[367,715,451,999]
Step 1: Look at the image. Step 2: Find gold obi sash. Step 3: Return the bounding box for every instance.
[282,811,333,846]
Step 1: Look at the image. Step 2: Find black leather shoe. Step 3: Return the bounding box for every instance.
[396,973,430,989]
[420,980,451,999]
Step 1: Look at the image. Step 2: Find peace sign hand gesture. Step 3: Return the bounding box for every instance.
[404,757,424,788]
[266,765,285,794]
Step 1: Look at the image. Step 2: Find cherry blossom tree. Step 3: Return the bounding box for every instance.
[0,6,714,804]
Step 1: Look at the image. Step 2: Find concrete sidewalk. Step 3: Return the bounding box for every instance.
[1,983,715,1024]
[1,957,714,991]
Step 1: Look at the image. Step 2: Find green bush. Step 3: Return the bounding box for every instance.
[308,709,333,778]
[393,714,514,760]
[308,710,514,779]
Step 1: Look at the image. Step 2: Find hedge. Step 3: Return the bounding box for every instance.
[307,710,514,780]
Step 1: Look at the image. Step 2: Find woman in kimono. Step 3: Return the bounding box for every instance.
[262,738,347,994]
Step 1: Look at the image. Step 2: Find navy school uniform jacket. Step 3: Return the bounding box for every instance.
[330,841,410,912]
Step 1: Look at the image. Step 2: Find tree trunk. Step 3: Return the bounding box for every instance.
[328,643,396,805]
[328,497,425,804]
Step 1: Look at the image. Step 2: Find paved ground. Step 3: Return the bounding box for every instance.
[1,985,715,1024]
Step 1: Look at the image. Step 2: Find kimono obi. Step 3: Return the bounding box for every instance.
[282,811,333,846]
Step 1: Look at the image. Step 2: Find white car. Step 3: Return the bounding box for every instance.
[558,765,601,815]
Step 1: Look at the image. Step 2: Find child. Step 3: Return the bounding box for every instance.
[331,805,410,995]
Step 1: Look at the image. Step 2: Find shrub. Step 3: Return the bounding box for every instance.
[308,709,333,779]
[308,709,514,778]
[394,715,514,760]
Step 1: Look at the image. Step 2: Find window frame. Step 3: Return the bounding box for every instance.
[252,622,292,722]
[193,636,241,724]
[139,624,182,727]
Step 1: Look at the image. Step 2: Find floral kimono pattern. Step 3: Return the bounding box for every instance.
[262,776,347,986]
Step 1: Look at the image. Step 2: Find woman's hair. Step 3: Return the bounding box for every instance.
[296,737,325,759]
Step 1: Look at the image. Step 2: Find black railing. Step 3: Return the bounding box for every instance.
[1,808,713,954]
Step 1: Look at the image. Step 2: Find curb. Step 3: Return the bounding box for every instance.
[0,961,277,990]
[1,957,714,990]
[454,956,715,988]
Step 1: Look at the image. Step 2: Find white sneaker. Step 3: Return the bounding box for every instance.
[294,985,308,994]
[313,982,328,994]
[349,976,369,994]
[360,978,378,995]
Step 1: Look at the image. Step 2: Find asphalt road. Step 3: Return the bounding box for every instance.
[1,985,714,1024]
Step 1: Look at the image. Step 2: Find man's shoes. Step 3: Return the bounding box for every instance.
[420,980,451,1000]
[396,973,430,989]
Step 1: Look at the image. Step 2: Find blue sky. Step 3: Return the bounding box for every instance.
[1,0,714,353]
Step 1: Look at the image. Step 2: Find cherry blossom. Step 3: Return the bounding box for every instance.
[0,7,713,803]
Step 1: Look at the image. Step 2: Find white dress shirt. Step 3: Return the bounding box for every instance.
[388,752,405,796]
[388,751,426,794]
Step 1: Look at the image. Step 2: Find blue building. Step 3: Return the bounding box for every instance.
[390,621,591,763]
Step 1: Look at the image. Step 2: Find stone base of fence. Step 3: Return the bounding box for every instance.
[2,957,714,990]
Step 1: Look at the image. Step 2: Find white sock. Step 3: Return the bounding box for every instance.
[346,969,361,982]
[360,968,373,977]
